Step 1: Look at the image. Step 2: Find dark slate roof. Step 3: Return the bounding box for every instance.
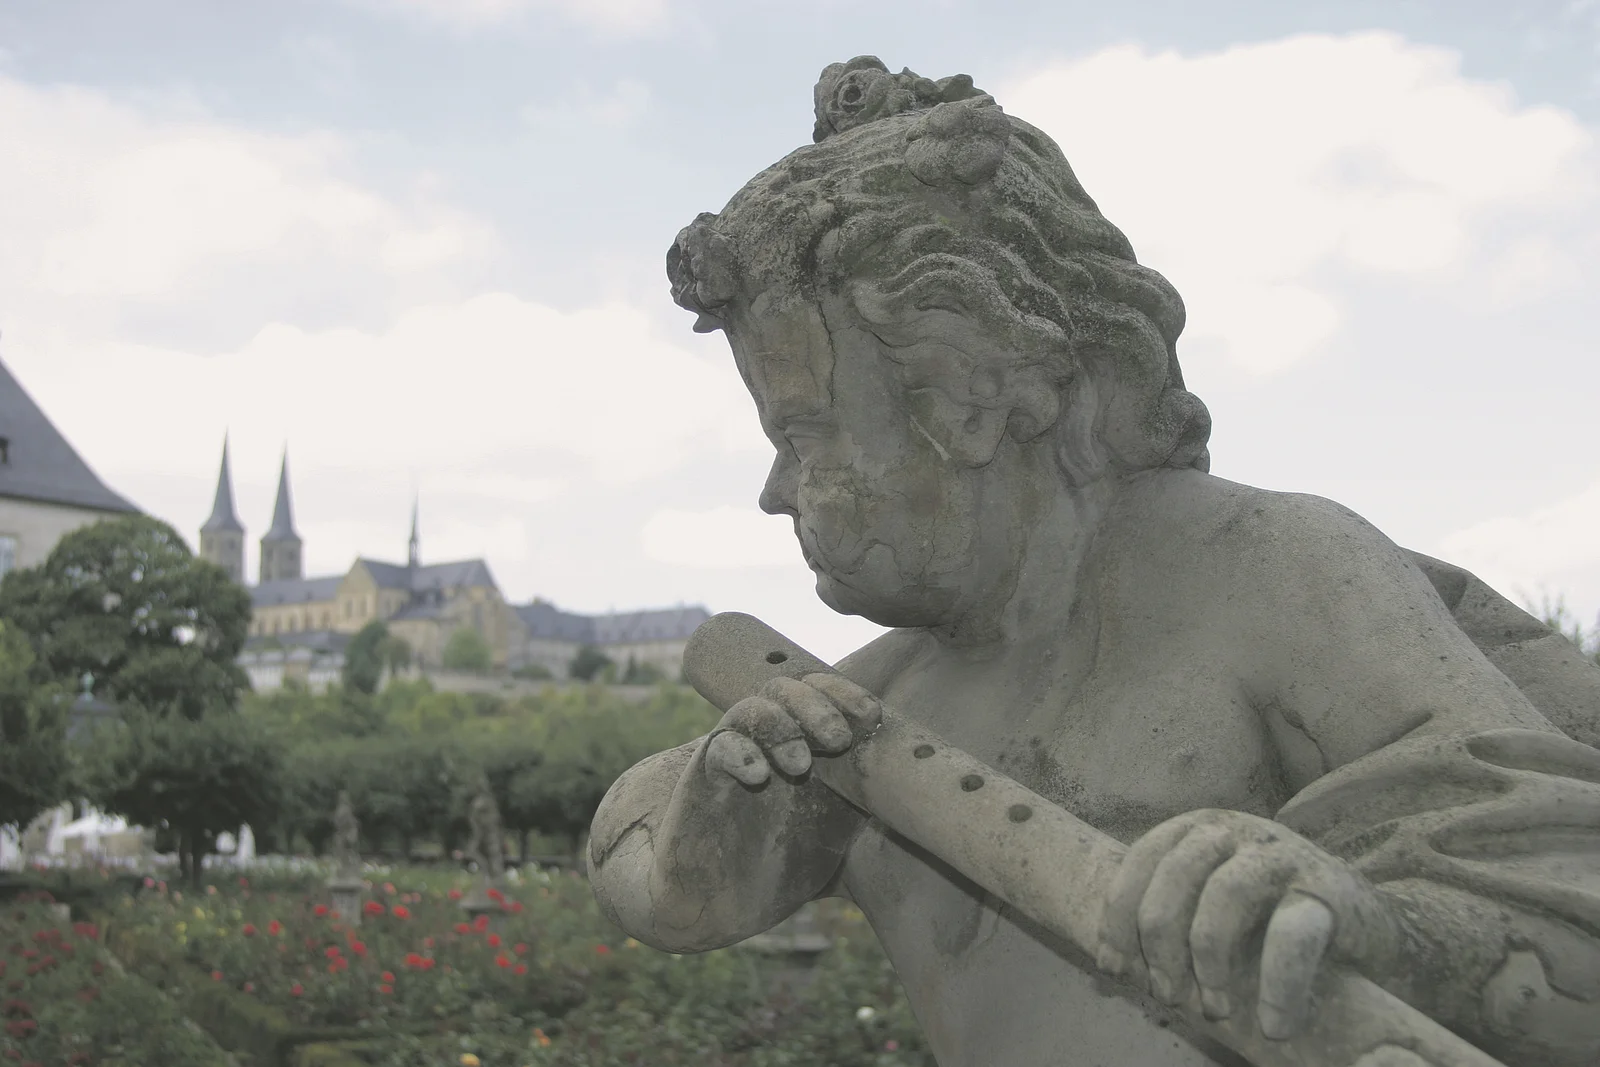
[358,557,498,593]
[515,600,598,642]
[263,452,298,541]
[251,575,344,608]
[0,357,139,514]
[514,602,710,645]
[592,606,711,644]
[391,601,448,621]
[201,437,244,534]
[242,628,351,653]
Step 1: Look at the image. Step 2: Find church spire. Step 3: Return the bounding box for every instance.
[265,449,297,540]
[198,434,245,584]
[258,446,304,583]
[408,495,420,568]
[201,434,244,534]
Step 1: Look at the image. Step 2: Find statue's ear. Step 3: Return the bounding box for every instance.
[904,367,1060,467]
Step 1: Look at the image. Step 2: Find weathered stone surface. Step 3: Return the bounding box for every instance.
[592,56,1600,1067]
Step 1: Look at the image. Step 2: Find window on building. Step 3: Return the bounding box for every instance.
[0,535,14,580]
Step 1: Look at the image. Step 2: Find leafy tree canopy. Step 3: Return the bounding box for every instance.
[0,620,71,830]
[567,644,612,682]
[442,627,493,673]
[0,516,251,719]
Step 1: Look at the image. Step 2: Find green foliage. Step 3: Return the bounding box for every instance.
[0,515,251,719]
[441,627,493,673]
[1529,593,1600,664]
[0,619,71,829]
[621,655,666,684]
[513,662,554,681]
[1,900,231,1066]
[82,710,286,886]
[103,869,933,1067]
[567,644,612,682]
[341,620,391,695]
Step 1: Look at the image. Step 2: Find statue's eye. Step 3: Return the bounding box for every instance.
[842,85,862,105]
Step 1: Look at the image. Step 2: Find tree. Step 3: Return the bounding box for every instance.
[621,656,665,685]
[0,516,250,719]
[83,710,284,887]
[342,620,390,695]
[0,620,71,831]
[1530,594,1600,664]
[567,644,613,682]
[442,627,492,673]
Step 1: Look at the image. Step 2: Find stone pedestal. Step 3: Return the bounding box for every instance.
[327,878,363,926]
[739,901,834,996]
[460,891,503,934]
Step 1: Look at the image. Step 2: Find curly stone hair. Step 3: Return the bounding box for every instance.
[669,56,1211,482]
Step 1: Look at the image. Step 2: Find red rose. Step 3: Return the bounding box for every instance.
[267,920,283,936]
[242,924,257,937]
[379,983,393,994]
[514,943,528,955]
[513,963,527,976]
[486,934,501,948]
[211,970,223,982]
[313,904,329,917]
[325,946,341,958]
[392,906,410,920]
[454,923,470,935]
[363,901,384,917]
[595,944,611,955]
[290,983,304,996]
[495,954,510,968]
[448,888,463,900]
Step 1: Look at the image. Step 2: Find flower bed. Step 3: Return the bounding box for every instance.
[102,866,933,1066]
[0,891,231,1066]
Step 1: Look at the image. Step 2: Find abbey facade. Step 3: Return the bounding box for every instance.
[198,442,707,687]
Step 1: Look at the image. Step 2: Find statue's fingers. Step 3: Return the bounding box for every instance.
[800,673,883,732]
[1135,824,1236,1005]
[1257,891,1334,1041]
[705,730,771,787]
[1097,817,1195,978]
[727,695,810,775]
[761,676,852,753]
[1189,851,1295,1020]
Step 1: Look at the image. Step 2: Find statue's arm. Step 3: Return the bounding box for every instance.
[1238,493,1600,1062]
[587,734,861,954]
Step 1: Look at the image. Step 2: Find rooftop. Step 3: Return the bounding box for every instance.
[0,357,139,515]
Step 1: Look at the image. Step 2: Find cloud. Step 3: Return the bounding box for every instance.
[0,75,496,352]
[641,505,800,569]
[1437,479,1600,624]
[998,32,1598,374]
[344,0,667,34]
[522,80,652,130]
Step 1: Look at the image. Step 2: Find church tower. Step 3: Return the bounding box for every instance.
[407,496,420,569]
[259,449,303,583]
[199,435,245,584]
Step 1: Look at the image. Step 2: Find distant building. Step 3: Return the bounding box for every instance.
[201,440,710,688]
[512,601,710,680]
[0,357,140,581]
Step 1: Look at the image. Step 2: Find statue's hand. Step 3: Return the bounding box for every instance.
[703,674,881,786]
[1095,809,1401,1041]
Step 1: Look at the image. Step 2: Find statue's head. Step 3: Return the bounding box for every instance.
[669,57,1210,628]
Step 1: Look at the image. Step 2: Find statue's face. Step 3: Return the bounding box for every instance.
[731,291,998,629]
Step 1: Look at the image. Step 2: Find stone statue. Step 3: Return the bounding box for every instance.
[465,773,505,887]
[587,57,1600,1067]
[331,791,360,882]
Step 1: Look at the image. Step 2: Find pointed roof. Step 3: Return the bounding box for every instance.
[200,435,244,534]
[407,495,420,566]
[0,356,139,514]
[264,449,298,541]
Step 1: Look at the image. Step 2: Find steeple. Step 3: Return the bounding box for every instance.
[198,435,245,584]
[201,435,244,534]
[407,495,420,569]
[265,450,297,540]
[259,447,304,583]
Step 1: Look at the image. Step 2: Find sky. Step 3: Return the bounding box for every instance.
[1,0,1598,664]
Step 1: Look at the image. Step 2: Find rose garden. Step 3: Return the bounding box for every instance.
[0,516,933,1067]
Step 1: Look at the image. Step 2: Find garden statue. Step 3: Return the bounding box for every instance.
[463,773,506,909]
[588,56,1600,1067]
[328,790,363,922]
[331,791,360,882]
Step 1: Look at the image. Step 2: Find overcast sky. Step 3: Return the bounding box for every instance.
[2,0,1598,663]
